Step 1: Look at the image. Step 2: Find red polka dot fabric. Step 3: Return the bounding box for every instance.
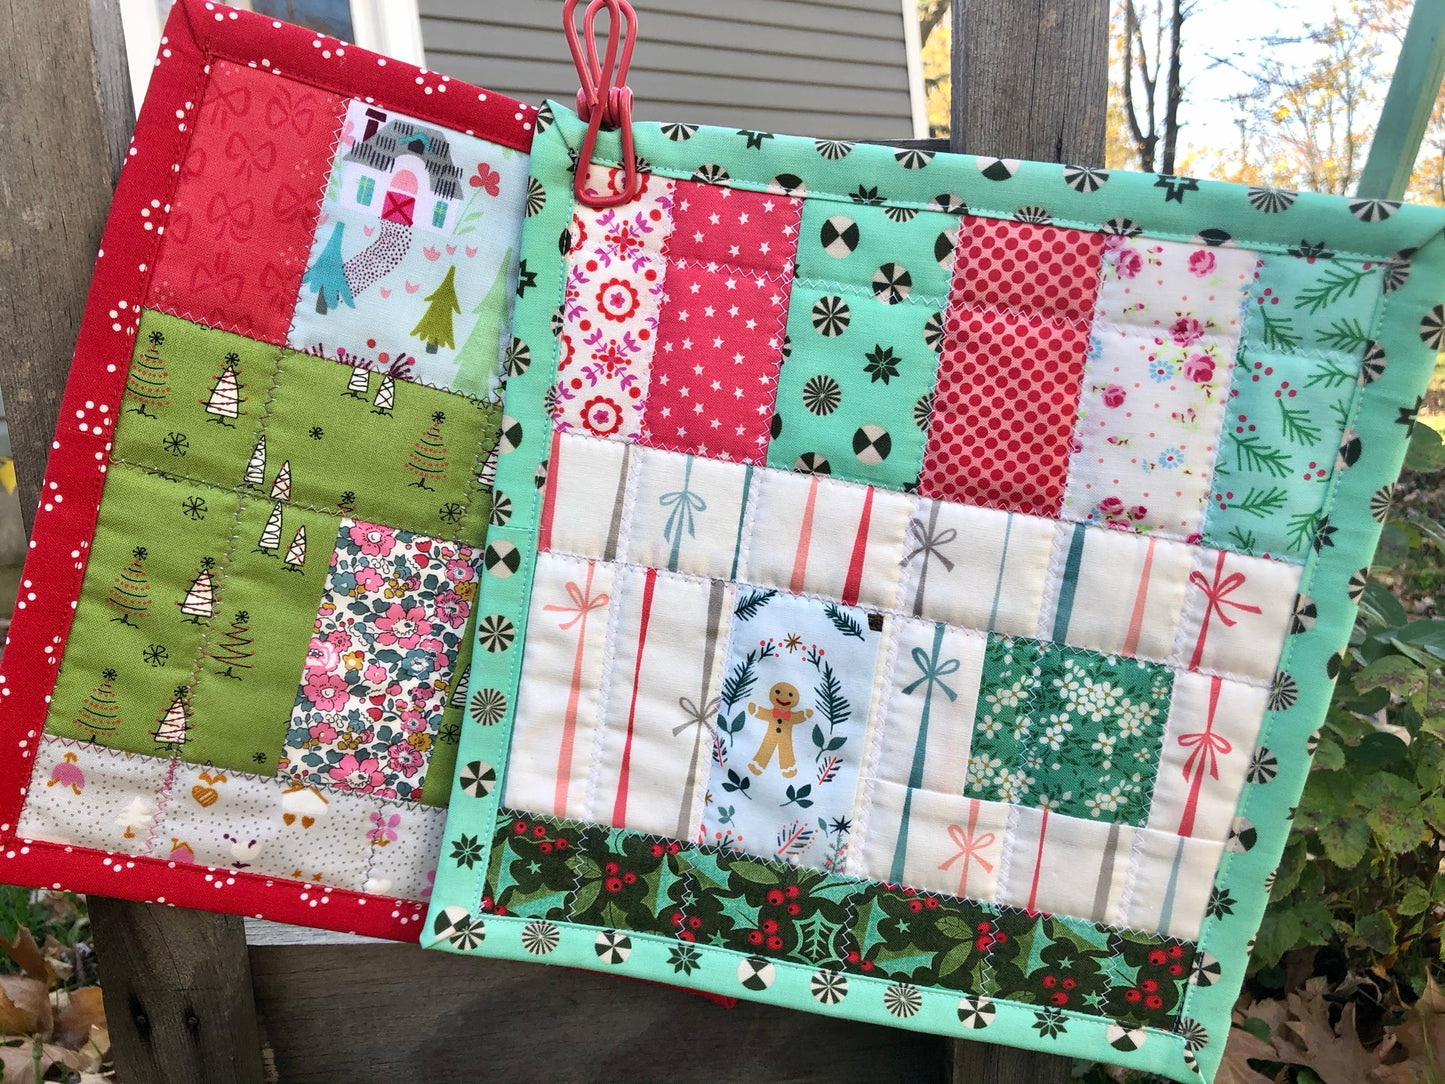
[919,308,1088,515]
[955,217,1105,322]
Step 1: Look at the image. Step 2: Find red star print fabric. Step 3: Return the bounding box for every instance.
[639,182,800,461]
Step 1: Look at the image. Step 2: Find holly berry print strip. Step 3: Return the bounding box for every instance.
[0,0,535,940]
[423,102,1445,1083]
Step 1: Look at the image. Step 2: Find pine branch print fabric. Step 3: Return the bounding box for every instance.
[0,0,534,938]
[425,99,1445,1084]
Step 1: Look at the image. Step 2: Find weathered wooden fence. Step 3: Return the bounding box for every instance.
[0,1,1105,1079]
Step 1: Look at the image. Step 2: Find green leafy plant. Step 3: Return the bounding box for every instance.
[1254,424,1445,1003]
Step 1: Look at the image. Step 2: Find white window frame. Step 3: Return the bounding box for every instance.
[118,0,425,115]
[900,0,930,140]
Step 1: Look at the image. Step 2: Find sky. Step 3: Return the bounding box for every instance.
[1169,0,1405,166]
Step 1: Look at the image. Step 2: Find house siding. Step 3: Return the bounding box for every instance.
[418,0,918,139]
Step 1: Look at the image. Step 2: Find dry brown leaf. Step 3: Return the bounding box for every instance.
[0,975,52,1037]
[1368,975,1445,1084]
[1216,1021,1279,1084]
[0,928,52,985]
[0,930,50,987]
[41,935,74,984]
[0,1039,50,1084]
[52,986,105,1050]
[42,1039,99,1072]
[1271,978,1390,1084]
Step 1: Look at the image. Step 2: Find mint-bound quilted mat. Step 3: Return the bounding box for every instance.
[422,100,1445,1082]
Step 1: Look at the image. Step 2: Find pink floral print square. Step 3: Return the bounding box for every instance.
[280,518,477,801]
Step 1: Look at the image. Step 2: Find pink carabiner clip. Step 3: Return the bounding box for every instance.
[563,0,640,209]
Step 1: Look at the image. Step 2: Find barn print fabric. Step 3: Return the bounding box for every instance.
[0,0,535,939]
[424,101,1445,1083]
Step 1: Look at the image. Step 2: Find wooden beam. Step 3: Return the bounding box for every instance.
[91,904,267,1084]
[249,942,947,1082]
[0,0,121,524]
[0,2,268,1081]
[951,0,1110,163]
[948,1,1107,1079]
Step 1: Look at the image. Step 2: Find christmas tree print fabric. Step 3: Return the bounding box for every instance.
[424,101,1445,1083]
[0,0,535,938]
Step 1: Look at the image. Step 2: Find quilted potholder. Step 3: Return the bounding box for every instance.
[423,104,1444,1079]
[0,0,536,938]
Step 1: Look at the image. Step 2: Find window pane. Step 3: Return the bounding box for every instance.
[250,0,355,40]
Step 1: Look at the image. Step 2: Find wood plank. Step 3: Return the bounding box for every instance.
[953,0,1110,163]
[249,943,949,1083]
[420,54,913,119]
[420,4,905,65]
[0,0,122,525]
[1,2,270,1082]
[91,903,266,1084]
[947,2,1106,1075]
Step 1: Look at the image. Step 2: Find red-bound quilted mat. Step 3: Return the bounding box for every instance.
[0,0,535,938]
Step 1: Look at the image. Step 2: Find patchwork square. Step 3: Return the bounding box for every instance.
[768,282,941,488]
[897,497,1056,636]
[537,430,631,560]
[702,590,883,868]
[1095,237,1258,337]
[965,637,1171,825]
[626,444,753,578]
[954,216,1104,322]
[642,260,790,462]
[1174,547,1302,682]
[551,175,674,440]
[919,307,1088,514]
[287,99,529,398]
[995,806,1136,924]
[1202,348,1359,561]
[663,179,802,274]
[859,784,1009,902]
[280,520,478,802]
[1242,253,1384,360]
[502,553,619,822]
[148,60,346,343]
[1048,524,1195,660]
[1148,673,1270,842]
[1062,324,1237,537]
[745,468,910,611]
[0,0,535,941]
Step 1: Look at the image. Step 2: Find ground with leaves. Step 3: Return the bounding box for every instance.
[0,888,110,1082]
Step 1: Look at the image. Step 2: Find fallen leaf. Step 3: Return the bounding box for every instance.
[41,935,74,984]
[0,975,52,1037]
[0,928,52,984]
[1369,975,1445,1083]
[1271,978,1389,1084]
[1217,1015,1281,1084]
[52,986,105,1050]
[0,1039,49,1084]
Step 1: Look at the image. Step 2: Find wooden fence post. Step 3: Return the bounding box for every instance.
[0,2,267,1081]
[948,1,1109,1081]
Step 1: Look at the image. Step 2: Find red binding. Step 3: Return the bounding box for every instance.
[563,0,640,208]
